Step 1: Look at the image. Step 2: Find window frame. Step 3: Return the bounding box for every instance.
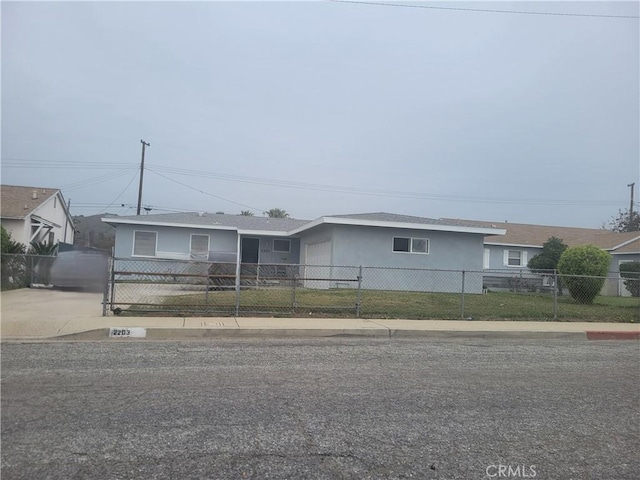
[272,239,291,253]
[392,236,430,255]
[132,230,158,257]
[190,233,210,259]
[504,249,527,267]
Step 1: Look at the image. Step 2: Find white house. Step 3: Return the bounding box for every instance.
[1,185,75,246]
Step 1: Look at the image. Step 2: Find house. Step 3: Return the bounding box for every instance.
[445,219,640,295]
[102,212,505,294]
[1,185,75,246]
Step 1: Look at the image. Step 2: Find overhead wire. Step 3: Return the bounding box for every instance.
[145,168,266,213]
[327,0,639,19]
[97,171,141,214]
[146,164,624,207]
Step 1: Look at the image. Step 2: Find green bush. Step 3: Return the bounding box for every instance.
[619,262,640,297]
[558,245,611,304]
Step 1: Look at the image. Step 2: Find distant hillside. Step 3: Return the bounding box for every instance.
[72,214,117,251]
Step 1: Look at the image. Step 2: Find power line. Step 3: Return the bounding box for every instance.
[328,0,639,19]
[60,169,134,192]
[147,164,624,207]
[146,168,265,213]
[98,171,141,215]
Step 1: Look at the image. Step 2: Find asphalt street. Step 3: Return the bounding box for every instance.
[2,338,639,480]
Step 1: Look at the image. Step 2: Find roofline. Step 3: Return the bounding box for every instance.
[102,217,238,231]
[610,235,640,251]
[2,189,75,230]
[237,230,291,237]
[288,216,506,236]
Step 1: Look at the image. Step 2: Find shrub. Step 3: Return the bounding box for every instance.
[557,245,611,304]
[619,262,640,297]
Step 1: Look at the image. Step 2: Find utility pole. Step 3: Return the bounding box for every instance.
[629,182,635,226]
[137,140,150,215]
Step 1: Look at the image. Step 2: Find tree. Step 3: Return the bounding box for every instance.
[240,210,255,216]
[528,237,568,270]
[557,245,611,304]
[265,208,289,218]
[604,208,640,232]
[528,236,568,295]
[619,262,640,297]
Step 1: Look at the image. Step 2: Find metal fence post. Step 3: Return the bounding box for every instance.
[291,272,298,315]
[553,270,558,320]
[102,257,110,317]
[460,270,466,319]
[356,266,363,317]
[108,257,116,315]
[205,270,209,315]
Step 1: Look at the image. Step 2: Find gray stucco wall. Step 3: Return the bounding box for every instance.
[330,225,484,270]
[113,224,237,259]
[484,244,542,271]
[299,224,485,293]
[254,237,301,265]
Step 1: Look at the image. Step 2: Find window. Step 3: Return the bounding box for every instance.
[133,231,157,257]
[273,239,291,253]
[190,234,209,260]
[393,237,429,254]
[504,249,527,267]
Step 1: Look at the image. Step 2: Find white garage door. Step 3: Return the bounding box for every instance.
[304,241,331,289]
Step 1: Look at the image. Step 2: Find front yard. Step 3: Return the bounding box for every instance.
[117,288,639,322]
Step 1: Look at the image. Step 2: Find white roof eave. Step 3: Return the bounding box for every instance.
[287,217,506,236]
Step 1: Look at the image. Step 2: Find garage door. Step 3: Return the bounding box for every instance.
[304,241,331,289]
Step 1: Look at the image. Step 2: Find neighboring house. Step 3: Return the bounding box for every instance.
[103,212,505,293]
[446,219,640,296]
[1,185,75,246]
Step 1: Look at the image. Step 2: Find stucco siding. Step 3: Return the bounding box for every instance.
[330,225,483,270]
[1,219,27,245]
[484,245,541,271]
[114,225,237,259]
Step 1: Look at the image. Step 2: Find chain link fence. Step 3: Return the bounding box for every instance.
[1,254,57,290]
[106,258,639,322]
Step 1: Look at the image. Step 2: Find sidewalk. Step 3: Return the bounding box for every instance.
[1,289,639,341]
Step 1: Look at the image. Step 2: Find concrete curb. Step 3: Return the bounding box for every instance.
[0,328,616,342]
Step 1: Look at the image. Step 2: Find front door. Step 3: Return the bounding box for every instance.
[241,237,259,278]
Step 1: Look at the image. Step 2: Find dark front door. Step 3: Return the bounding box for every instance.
[241,238,259,263]
[241,238,259,280]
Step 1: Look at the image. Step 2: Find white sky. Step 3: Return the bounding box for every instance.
[2,1,639,227]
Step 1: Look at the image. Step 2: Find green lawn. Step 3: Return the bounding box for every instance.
[120,287,639,322]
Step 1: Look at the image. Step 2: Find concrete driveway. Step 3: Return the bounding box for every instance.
[0,288,104,338]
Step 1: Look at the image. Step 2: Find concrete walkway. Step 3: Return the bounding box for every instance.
[1,288,639,341]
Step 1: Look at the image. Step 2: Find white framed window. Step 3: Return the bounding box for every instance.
[133,231,157,257]
[483,248,490,269]
[273,239,291,253]
[190,234,209,260]
[393,237,429,254]
[503,249,527,267]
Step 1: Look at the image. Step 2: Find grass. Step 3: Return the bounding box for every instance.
[119,287,640,322]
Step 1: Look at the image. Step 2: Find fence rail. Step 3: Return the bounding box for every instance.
[105,258,639,322]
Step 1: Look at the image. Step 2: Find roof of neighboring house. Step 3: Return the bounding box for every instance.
[1,185,62,219]
[103,211,507,237]
[103,212,309,234]
[444,218,640,254]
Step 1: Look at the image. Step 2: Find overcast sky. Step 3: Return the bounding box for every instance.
[2,1,638,228]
